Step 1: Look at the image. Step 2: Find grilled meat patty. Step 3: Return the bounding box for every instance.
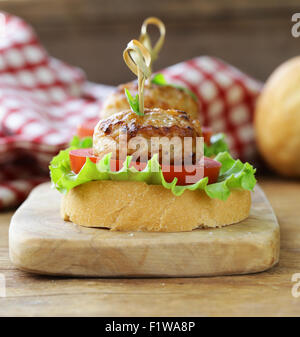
[93,108,202,164]
[101,81,199,120]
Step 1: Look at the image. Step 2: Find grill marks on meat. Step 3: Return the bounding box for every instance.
[93,108,202,163]
[97,108,201,139]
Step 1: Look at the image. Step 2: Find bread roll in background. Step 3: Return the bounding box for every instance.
[62,180,251,232]
[255,56,300,177]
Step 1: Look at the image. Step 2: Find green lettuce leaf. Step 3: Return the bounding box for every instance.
[50,142,256,200]
[69,135,93,148]
[204,133,229,157]
[124,88,142,116]
[151,73,168,85]
[151,73,198,102]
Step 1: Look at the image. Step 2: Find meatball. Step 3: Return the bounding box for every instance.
[101,81,199,120]
[93,108,202,164]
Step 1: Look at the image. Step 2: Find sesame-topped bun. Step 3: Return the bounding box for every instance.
[101,81,199,120]
[93,108,202,163]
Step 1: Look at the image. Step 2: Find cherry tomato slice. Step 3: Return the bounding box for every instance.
[77,118,99,138]
[69,148,97,174]
[201,126,213,145]
[161,157,220,185]
[77,120,213,145]
[69,149,221,185]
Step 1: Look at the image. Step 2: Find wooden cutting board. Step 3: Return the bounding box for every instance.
[9,182,279,277]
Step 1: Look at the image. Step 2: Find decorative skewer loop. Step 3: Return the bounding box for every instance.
[123,39,152,115]
[139,17,166,71]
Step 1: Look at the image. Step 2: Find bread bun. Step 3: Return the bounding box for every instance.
[255,56,300,176]
[61,180,251,232]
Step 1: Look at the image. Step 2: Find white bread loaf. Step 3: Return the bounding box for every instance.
[61,180,251,232]
[255,56,300,176]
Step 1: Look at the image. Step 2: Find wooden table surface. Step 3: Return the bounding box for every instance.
[0,177,300,317]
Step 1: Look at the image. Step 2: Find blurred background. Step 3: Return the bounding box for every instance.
[1,0,299,85]
[0,0,299,209]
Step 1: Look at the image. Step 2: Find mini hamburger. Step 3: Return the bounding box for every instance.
[101,79,199,120]
[76,17,228,158]
[50,39,256,232]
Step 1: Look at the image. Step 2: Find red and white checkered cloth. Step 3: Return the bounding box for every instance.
[0,12,262,209]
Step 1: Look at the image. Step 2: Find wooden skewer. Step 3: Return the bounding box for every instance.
[139,17,166,73]
[123,39,151,115]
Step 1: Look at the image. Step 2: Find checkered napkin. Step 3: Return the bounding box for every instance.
[0,12,262,209]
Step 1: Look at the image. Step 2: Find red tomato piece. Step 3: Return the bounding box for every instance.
[69,149,221,185]
[161,157,220,185]
[201,126,213,145]
[77,118,99,138]
[69,148,97,174]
